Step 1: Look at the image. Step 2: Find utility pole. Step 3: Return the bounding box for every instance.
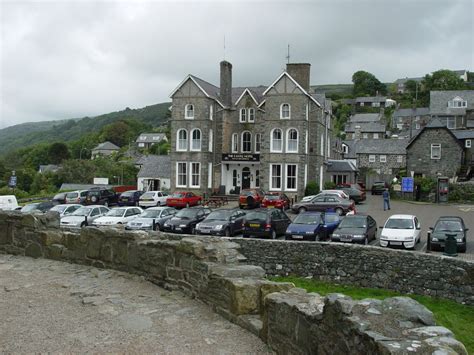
[286,44,290,64]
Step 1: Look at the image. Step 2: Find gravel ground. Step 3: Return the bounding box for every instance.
[0,254,272,354]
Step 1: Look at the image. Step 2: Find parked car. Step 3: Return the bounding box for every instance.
[242,208,291,239]
[239,188,265,209]
[20,201,55,213]
[196,208,246,237]
[50,204,82,217]
[166,191,202,208]
[139,190,169,208]
[336,187,366,204]
[331,214,377,245]
[52,192,67,205]
[285,211,341,241]
[125,206,177,231]
[428,216,468,253]
[335,183,365,191]
[291,195,355,215]
[118,190,143,206]
[65,190,88,204]
[162,206,211,234]
[92,206,143,227]
[321,190,350,200]
[84,188,118,207]
[261,192,290,210]
[60,205,109,229]
[371,181,388,195]
[380,214,421,249]
[0,195,18,211]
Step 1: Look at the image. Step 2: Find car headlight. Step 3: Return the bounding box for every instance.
[353,234,364,238]
[214,225,223,230]
[196,223,201,229]
[456,238,463,242]
[179,224,187,228]
[431,237,438,242]
[332,233,340,238]
[404,236,413,241]
[305,231,314,234]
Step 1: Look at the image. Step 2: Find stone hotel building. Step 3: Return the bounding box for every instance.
[169,61,338,199]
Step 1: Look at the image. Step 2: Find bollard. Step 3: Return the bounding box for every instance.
[443,233,458,257]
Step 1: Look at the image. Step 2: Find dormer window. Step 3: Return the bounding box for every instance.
[280,104,290,119]
[448,97,467,108]
[248,108,255,123]
[185,104,194,119]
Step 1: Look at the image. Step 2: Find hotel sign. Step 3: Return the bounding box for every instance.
[222,154,260,162]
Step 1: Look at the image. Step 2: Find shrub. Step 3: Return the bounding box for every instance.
[324,181,336,190]
[305,181,320,196]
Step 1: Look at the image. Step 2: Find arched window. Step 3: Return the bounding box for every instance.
[185,104,194,119]
[232,133,238,153]
[242,131,252,152]
[255,133,261,153]
[280,103,290,119]
[177,129,188,151]
[248,108,255,123]
[286,128,298,153]
[239,108,246,123]
[209,129,213,152]
[271,129,283,152]
[191,129,201,151]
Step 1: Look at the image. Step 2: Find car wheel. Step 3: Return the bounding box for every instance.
[335,208,343,216]
[314,234,320,242]
[91,196,98,203]
[271,230,277,240]
[298,207,306,214]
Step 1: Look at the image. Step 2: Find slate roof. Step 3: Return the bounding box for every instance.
[429,90,474,115]
[92,141,120,151]
[394,77,423,84]
[349,113,382,123]
[136,133,167,143]
[356,139,409,155]
[326,160,358,172]
[189,75,221,99]
[342,140,358,159]
[345,122,386,133]
[60,183,112,191]
[232,86,267,105]
[137,155,171,178]
[393,107,430,117]
[453,130,474,140]
[356,96,387,103]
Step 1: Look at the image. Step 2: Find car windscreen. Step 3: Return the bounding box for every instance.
[324,214,340,223]
[53,194,65,199]
[434,220,463,232]
[66,192,79,198]
[106,208,126,217]
[175,209,198,218]
[141,192,155,199]
[71,207,92,216]
[385,218,414,229]
[121,191,136,197]
[141,209,162,218]
[245,211,267,221]
[170,192,185,198]
[339,217,366,228]
[293,213,321,225]
[21,204,40,212]
[205,210,232,221]
[50,205,67,213]
[264,195,280,200]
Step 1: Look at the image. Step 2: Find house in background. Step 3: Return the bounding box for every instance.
[429,90,474,130]
[325,160,358,185]
[38,164,60,174]
[344,113,387,140]
[392,107,431,138]
[136,155,171,191]
[136,133,168,149]
[355,96,396,109]
[394,70,468,94]
[91,141,120,159]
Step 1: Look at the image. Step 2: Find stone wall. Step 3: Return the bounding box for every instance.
[0,210,467,354]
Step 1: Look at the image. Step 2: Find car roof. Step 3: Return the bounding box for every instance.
[387,214,416,219]
[82,205,106,208]
[437,216,464,221]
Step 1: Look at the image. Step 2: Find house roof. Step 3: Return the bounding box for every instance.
[394,77,423,84]
[136,133,167,143]
[356,139,409,155]
[406,118,464,149]
[453,130,474,140]
[342,140,358,159]
[356,96,387,103]
[38,164,60,173]
[137,155,171,178]
[349,113,382,123]
[326,159,358,172]
[169,75,224,107]
[393,107,430,117]
[92,141,120,151]
[345,122,386,133]
[233,86,266,106]
[429,90,474,115]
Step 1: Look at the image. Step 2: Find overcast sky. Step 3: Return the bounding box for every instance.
[1,0,472,129]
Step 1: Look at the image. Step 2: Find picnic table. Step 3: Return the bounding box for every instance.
[204,196,229,208]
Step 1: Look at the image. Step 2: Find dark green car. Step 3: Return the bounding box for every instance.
[428,216,468,253]
[371,181,387,195]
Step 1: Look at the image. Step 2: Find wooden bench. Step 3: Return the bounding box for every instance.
[204,196,229,208]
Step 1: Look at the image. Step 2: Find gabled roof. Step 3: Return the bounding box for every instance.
[137,155,171,178]
[169,75,224,107]
[349,113,382,123]
[326,160,358,172]
[92,141,120,151]
[345,122,386,133]
[233,87,266,106]
[453,129,474,140]
[136,133,167,143]
[356,139,408,154]
[406,118,464,149]
[393,107,430,117]
[394,77,423,84]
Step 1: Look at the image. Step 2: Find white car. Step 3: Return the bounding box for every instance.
[92,206,143,227]
[65,190,88,204]
[139,191,169,208]
[60,205,110,229]
[0,195,18,211]
[380,214,421,249]
[50,204,82,217]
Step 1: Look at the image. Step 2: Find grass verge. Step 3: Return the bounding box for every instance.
[271,276,474,354]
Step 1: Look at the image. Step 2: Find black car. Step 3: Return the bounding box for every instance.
[118,190,143,206]
[20,201,56,214]
[428,216,468,253]
[242,208,291,239]
[52,192,67,205]
[196,208,246,237]
[336,187,366,204]
[331,214,377,245]
[371,181,387,195]
[162,206,211,234]
[84,188,118,207]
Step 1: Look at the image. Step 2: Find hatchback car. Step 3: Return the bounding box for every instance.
[60,205,109,229]
[242,208,291,239]
[50,204,82,217]
[20,201,56,213]
[92,206,143,227]
[261,192,290,210]
[428,216,468,253]
[239,188,265,209]
[162,206,211,234]
[85,188,118,207]
[380,214,421,249]
[196,208,246,237]
[371,181,388,195]
[285,212,341,241]
[139,191,169,208]
[331,214,377,244]
[291,195,355,215]
[125,206,177,231]
[166,192,202,208]
[65,190,88,204]
[118,190,143,206]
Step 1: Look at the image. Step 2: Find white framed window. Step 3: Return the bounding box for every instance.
[232,170,238,186]
[208,162,212,188]
[232,133,238,153]
[446,117,456,129]
[372,102,380,107]
[209,129,213,152]
[431,144,441,159]
[239,108,246,123]
[369,155,376,163]
[241,131,252,152]
[397,155,403,163]
[448,97,467,108]
[185,104,194,119]
[177,129,188,151]
[305,130,308,154]
[176,162,187,187]
[466,139,472,148]
[373,133,379,139]
[360,102,365,107]
[286,128,298,153]
[270,164,282,190]
[190,129,201,151]
[271,129,283,152]
[280,103,290,119]
[190,162,200,188]
[363,133,368,139]
[305,104,309,121]
[255,133,261,153]
[209,105,213,120]
[342,145,348,154]
[248,108,255,123]
[380,155,387,163]
[285,164,297,191]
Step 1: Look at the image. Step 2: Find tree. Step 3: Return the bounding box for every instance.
[333,104,352,136]
[423,70,467,91]
[48,142,70,164]
[101,121,133,147]
[352,71,387,97]
[149,140,171,155]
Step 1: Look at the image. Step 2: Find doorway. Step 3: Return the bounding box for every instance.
[242,167,251,189]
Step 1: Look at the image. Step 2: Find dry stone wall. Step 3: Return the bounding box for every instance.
[0,210,468,354]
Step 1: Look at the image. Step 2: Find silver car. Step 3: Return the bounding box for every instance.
[60,205,110,229]
[50,204,82,217]
[126,206,177,231]
[65,190,88,204]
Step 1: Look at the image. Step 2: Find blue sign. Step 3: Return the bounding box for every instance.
[8,176,17,187]
[401,177,414,192]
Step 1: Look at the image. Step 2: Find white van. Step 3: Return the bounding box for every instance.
[0,195,19,211]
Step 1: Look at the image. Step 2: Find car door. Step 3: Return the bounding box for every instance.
[273,209,287,234]
[367,216,376,240]
[89,208,101,223]
[324,196,339,212]
[310,196,326,211]
[414,217,421,242]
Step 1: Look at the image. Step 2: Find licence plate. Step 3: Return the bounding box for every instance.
[122,198,128,201]
[341,236,352,241]
[175,227,181,231]
[267,205,274,208]
[249,223,260,228]
[390,241,402,245]
[292,235,303,239]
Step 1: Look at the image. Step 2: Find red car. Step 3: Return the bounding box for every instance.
[166,191,202,208]
[261,192,290,210]
[239,188,265,209]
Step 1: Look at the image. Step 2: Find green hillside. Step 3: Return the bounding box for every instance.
[0,102,171,156]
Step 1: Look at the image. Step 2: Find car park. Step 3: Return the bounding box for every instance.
[321,190,350,200]
[336,187,366,203]
[371,181,388,195]
[285,211,341,241]
[50,204,82,217]
[196,208,246,237]
[118,190,143,206]
[380,214,421,249]
[291,195,355,215]
[242,208,291,239]
[125,206,177,231]
[239,188,265,209]
[52,192,67,205]
[85,188,118,207]
[331,214,377,245]
[428,216,468,253]
[139,191,169,208]
[0,195,18,211]
[60,205,109,229]
[261,192,290,210]
[20,201,55,213]
[92,206,143,227]
[65,190,88,204]
[162,206,211,234]
[166,191,202,208]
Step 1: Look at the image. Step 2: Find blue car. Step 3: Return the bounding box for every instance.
[285,212,341,241]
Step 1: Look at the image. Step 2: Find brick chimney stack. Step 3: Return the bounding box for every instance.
[220,61,232,107]
[286,63,311,92]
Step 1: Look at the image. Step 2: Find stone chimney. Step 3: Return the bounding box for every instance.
[286,63,311,92]
[220,61,232,107]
